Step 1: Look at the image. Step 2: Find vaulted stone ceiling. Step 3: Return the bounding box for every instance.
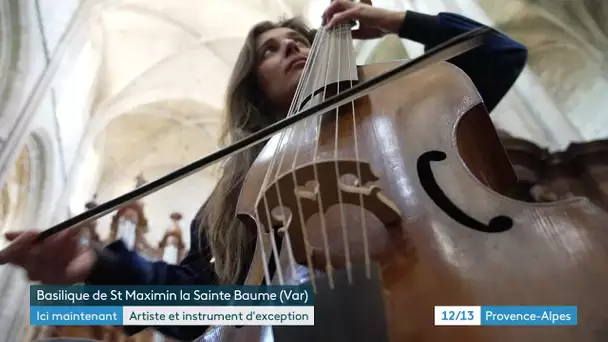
[96,100,222,189]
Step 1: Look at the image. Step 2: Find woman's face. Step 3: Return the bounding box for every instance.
[255,27,311,113]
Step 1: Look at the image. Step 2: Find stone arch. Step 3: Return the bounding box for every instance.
[93,103,220,190]
[0,133,49,242]
[87,97,220,154]
[91,35,235,120]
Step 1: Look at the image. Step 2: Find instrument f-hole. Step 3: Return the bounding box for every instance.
[417,150,513,233]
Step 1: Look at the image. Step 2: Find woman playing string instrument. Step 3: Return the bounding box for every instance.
[0,1,527,340]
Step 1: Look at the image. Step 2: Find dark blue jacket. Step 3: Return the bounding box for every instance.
[86,11,528,341]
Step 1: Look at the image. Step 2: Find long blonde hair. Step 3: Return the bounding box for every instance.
[198,18,317,285]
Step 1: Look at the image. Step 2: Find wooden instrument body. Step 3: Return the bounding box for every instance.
[200,60,608,342]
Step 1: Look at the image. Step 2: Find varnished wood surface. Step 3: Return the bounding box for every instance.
[203,61,608,342]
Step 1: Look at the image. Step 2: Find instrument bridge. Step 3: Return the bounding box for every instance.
[256,159,402,268]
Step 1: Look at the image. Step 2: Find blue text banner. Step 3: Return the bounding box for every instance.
[31,285,314,306]
[435,306,577,326]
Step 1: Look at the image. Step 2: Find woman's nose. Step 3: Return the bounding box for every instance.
[283,39,299,56]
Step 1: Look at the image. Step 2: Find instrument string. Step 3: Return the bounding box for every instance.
[261,194,285,284]
[345,27,371,280]
[258,23,362,290]
[272,26,338,290]
[333,24,353,285]
[278,31,333,291]
[273,30,332,288]
[309,24,340,290]
[254,26,326,287]
[253,210,272,284]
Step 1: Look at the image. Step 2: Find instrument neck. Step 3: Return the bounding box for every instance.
[291,23,359,113]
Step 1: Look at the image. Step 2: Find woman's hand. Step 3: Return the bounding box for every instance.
[0,227,96,285]
[322,0,406,39]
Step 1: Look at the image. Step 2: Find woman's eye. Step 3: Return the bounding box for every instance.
[261,46,274,59]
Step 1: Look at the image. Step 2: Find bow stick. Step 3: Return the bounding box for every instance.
[35,26,492,242]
